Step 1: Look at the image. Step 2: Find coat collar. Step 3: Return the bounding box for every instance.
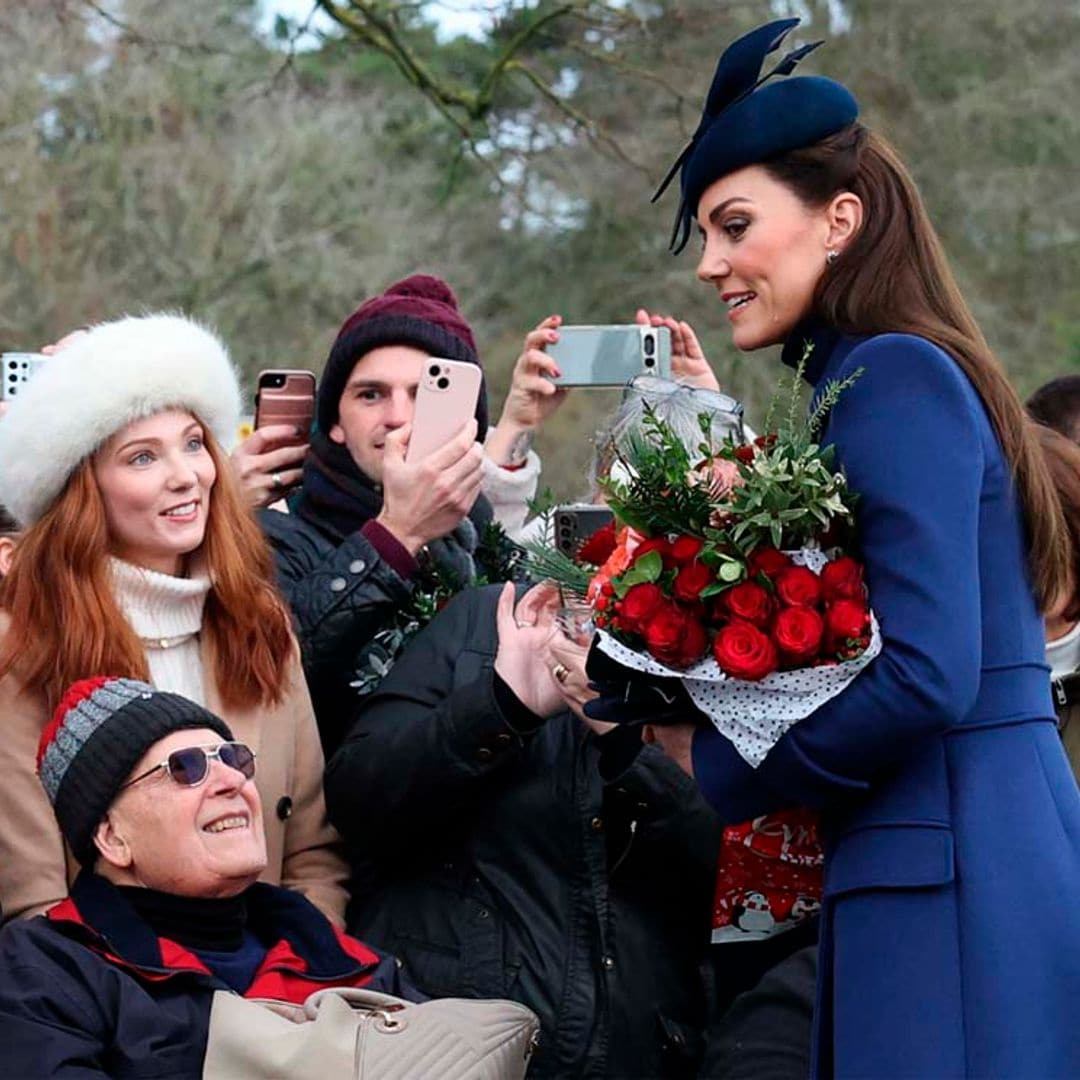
[48,872,380,994]
[780,316,861,389]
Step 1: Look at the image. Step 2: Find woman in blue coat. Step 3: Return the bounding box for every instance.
[589,19,1080,1079]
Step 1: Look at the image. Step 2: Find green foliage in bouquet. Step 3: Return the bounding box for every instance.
[602,340,863,560]
[724,343,863,552]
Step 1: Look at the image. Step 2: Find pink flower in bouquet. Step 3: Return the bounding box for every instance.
[588,526,646,602]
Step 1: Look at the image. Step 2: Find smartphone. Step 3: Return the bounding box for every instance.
[406,358,483,463]
[554,504,615,559]
[548,325,671,387]
[255,370,316,437]
[1,353,48,401]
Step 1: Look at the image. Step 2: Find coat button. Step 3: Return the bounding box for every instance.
[329,577,347,592]
[477,747,493,762]
[477,907,490,919]
[495,733,512,746]
[590,816,604,831]
[602,955,615,970]
[349,559,366,574]
[276,796,293,820]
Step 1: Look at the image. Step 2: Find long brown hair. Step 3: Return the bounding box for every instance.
[764,124,1069,609]
[0,420,295,711]
[1032,424,1080,620]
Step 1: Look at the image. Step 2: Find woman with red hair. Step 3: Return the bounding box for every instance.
[0,313,348,923]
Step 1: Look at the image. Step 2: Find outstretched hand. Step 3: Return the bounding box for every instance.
[494,582,565,719]
[634,309,720,391]
[486,315,569,465]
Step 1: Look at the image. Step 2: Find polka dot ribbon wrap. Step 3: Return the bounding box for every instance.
[594,547,882,768]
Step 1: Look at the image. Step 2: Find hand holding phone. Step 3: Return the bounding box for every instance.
[255,370,316,439]
[377,418,484,555]
[547,325,671,387]
[405,359,484,463]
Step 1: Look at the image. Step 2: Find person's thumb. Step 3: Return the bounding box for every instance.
[383,424,411,465]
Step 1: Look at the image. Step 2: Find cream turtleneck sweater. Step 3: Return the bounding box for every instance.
[110,558,211,705]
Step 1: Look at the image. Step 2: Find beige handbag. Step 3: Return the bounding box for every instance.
[203,986,541,1080]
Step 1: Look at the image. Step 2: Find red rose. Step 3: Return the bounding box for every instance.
[772,606,825,664]
[724,580,774,629]
[775,565,823,608]
[825,599,869,646]
[631,537,672,567]
[669,536,705,566]
[713,621,779,681]
[576,520,617,566]
[643,602,709,668]
[673,559,715,602]
[747,547,792,579]
[618,582,665,634]
[734,444,756,464]
[820,556,864,602]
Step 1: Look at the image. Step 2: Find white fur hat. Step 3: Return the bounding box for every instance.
[0,313,242,526]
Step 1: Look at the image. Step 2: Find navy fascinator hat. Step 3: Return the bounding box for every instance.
[654,18,859,253]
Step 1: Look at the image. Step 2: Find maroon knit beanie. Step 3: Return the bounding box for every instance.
[317,274,488,438]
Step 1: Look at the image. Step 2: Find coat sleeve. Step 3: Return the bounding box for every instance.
[277,658,351,927]
[693,336,986,821]
[0,678,70,920]
[0,928,110,1077]
[259,509,415,687]
[480,439,541,540]
[605,742,722,880]
[325,586,545,863]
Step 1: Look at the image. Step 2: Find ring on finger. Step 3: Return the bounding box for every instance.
[271,471,284,492]
[551,662,570,685]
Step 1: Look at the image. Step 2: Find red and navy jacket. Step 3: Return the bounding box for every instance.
[0,872,415,1078]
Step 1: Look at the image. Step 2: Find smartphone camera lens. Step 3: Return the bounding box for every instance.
[264,374,285,389]
[429,364,441,377]
[643,333,655,357]
[437,376,450,390]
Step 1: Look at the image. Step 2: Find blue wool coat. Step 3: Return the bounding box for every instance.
[693,322,1080,1079]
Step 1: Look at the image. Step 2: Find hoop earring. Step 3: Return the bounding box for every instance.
[826,249,840,266]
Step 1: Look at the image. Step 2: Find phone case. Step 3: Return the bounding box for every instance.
[554,505,615,558]
[548,326,671,387]
[1,353,47,402]
[406,359,483,463]
[255,370,316,435]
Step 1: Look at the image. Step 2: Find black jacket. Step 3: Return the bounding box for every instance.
[0,873,410,1078]
[325,585,722,1078]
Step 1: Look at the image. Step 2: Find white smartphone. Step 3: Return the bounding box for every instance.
[548,325,671,386]
[406,358,483,463]
[1,353,48,401]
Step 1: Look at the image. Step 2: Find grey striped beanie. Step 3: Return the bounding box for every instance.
[37,676,233,866]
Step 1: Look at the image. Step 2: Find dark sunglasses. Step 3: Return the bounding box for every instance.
[121,741,257,790]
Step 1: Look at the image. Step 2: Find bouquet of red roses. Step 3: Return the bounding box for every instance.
[528,350,879,769]
[525,355,875,944]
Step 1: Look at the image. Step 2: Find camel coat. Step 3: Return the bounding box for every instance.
[0,621,349,925]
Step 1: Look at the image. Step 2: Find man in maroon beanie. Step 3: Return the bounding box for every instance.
[260,274,564,755]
